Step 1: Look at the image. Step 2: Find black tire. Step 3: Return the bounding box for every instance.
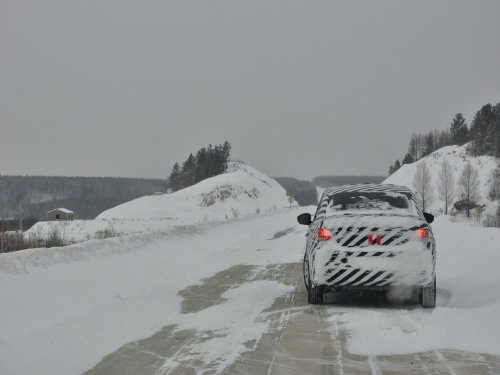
[304,253,323,304]
[303,253,310,292]
[308,285,323,304]
[419,276,436,308]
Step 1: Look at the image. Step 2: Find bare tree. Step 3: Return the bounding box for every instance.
[287,189,295,208]
[413,162,434,212]
[437,158,455,215]
[458,163,480,218]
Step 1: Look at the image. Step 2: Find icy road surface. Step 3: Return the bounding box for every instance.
[1,209,500,374]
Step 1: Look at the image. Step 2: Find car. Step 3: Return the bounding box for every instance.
[297,183,436,308]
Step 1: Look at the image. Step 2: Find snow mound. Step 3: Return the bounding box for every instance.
[383,144,498,214]
[97,161,295,221]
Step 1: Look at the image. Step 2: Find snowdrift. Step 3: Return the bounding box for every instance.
[383,144,498,214]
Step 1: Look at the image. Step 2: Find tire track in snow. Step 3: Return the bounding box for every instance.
[367,355,383,375]
[265,287,297,375]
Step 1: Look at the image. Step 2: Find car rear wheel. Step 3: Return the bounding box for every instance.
[308,285,323,304]
[304,255,323,304]
[303,253,310,292]
[419,276,436,308]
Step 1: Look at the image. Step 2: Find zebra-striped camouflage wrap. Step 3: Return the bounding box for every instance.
[304,184,436,290]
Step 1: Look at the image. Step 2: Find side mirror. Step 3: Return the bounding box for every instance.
[297,213,312,225]
[423,212,434,223]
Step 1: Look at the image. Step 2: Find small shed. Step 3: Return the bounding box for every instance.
[47,208,74,221]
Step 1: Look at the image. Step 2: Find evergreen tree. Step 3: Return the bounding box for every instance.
[402,153,413,165]
[181,154,196,187]
[168,141,232,190]
[450,113,469,145]
[194,147,207,183]
[469,104,495,156]
[389,160,401,175]
[169,162,182,191]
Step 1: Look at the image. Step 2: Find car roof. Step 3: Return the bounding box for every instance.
[322,183,413,197]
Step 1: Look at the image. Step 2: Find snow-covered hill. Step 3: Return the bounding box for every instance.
[383,144,498,215]
[97,161,294,220]
[27,162,296,241]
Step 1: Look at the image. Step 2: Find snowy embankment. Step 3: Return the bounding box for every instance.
[329,215,500,356]
[383,144,498,215]
[26,161,295,242]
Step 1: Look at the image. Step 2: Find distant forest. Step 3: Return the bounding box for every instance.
[274,175,386,206]
[388,102,500,175]
[0,176,165,221]
[274,178,318,206]
[312,176,386,187]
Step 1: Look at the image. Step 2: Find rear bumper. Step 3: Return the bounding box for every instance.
[311,245,434,289]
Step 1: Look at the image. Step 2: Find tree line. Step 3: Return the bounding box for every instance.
[168,141,231,191]
[389,103,500,175]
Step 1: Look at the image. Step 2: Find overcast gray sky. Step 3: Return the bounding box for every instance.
[1,1,499,180]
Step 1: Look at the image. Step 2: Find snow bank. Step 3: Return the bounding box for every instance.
[329,215,500,356]
[383,144,498,214]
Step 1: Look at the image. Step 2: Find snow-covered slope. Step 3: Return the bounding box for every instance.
[97,161,294,221]
[27,162,295,241]
[383,144,498,214]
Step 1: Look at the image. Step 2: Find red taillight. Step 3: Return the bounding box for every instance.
[318,228,333,241]
[418,228,430,239]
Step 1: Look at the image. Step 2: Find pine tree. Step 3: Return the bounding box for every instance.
[402,153,413,165]
[450,113,469,145]
[469,104,495,156]
[169,162,182,191]
[181,154,196,187]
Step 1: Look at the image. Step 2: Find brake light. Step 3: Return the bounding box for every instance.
[418,228,430,239]
[318,228,333,241]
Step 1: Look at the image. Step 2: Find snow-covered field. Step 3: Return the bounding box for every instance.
[2,209,500,374]
[384,144,498,215]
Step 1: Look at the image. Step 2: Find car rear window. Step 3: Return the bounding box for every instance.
[325,191,417,215]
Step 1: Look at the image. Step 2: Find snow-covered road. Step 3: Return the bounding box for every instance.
[1,209,500,374]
